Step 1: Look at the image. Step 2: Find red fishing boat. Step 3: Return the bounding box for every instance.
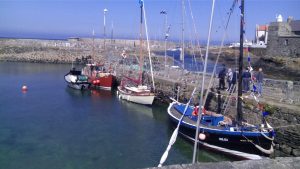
[82,63,116,90]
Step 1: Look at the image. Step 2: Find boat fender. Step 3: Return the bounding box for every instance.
[199,133,206,140]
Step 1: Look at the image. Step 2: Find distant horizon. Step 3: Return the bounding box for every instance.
[1,0,299,44]
[0,35,233,45]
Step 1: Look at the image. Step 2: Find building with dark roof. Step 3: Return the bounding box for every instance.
[266,16,300,58]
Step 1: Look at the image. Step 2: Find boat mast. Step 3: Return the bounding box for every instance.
[92,29,95,60]
[192,0,215,163]
[180,0,185,69]
[139,0,144,85]
[237,0,244,123]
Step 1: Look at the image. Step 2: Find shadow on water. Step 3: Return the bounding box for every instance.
[118,99,154,119]
[65,87,91,97]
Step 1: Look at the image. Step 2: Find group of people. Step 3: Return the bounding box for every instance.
[218,64,264,96]
[218,64,237,92]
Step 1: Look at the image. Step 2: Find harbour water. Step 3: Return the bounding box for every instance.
[0,62,234,169]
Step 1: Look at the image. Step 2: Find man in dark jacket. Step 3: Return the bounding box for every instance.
[242,67,251,92]
[218,65,226,90]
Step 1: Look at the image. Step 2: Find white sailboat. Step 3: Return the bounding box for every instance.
[117,0,155,105]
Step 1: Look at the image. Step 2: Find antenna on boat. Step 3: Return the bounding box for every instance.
[192,0,216,163]
[237,0,244,123]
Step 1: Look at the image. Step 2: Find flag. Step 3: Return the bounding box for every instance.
[252,84,257,92]
[262,111,269,117]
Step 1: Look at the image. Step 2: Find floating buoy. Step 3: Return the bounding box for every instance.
[22,85,28,92]
[199,133,206,140]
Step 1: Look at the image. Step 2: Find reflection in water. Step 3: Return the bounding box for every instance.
[65,87,91,97]
[90,88,113,99]
[118,99,153,118]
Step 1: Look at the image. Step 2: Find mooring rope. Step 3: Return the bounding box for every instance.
[241,134,274,155]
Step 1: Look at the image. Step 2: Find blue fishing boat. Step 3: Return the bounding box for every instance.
[166,0,275,160]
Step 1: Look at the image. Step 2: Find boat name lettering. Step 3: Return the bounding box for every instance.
[219,138,228,141]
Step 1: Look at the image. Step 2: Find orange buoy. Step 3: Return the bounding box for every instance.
[22,85,28,92]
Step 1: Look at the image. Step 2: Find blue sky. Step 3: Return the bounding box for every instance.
[0,0,299,42]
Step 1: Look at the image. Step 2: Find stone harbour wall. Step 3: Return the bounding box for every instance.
[147,157,300,169]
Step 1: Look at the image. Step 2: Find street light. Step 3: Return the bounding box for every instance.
[103,8,108,50]
[160,10,168,68]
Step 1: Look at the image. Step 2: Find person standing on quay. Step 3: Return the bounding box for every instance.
[256,67,264,97]
[218,64,226,90]
[226,68,233,91]
[242,67,251,92]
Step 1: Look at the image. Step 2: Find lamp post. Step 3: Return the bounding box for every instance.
[103,8,108,50]
[160,10,168,68]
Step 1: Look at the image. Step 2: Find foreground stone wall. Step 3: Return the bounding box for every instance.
[147,157,300,169]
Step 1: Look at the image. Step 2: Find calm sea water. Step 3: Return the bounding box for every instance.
[0,62,232,169]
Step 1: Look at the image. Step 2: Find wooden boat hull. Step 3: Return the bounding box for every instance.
[167,102,274,160]
[117,87,155,105]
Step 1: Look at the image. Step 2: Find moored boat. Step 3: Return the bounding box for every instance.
[117,0,155,105]
[82,63,115,90]
[117,85,155,105]
[167,101,274,160]
[64,68,90,90]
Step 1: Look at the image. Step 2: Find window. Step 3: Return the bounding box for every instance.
[284,39,289,46]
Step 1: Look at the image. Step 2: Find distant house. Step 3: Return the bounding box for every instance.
[266,15,300,58]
